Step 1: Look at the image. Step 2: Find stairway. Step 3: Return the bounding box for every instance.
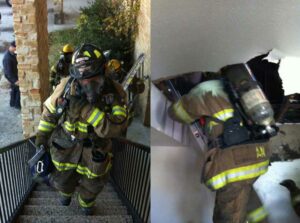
[16,182,133,223]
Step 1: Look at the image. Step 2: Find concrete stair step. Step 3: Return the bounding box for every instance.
[17,215,133,223]
[22,205,128,216]
[27,198,123,206]
[30,191,119,199]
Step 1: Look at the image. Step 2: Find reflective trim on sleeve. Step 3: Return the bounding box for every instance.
[52,159,77,171]
[172,100,194,124]
[78,194,95,208]
[208,108,234,129]
[112,105,127,117]
[246,206,268,223]
[38,120,56,132]
[86,108,105,127]
[44,97,56,114]
[206,160,269,190]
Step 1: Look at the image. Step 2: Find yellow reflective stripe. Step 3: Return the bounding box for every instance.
[78,194,95,208]
[93,49,101,58]
[247,206,268,223]
[44,98,56,114]
[206,160,269,190]
[77,126,88,133]
[87,108,105,127]
[172,100,194,124]
[38,120,56,132]
[113,110,127,117]
[208,108,234,129]
[64,121,76,132]
[52,159,77,171]
[76,158,112,179]
[64,121,88,133]
[112,105,127,117]
[212,108,234,120]
[83,51,91,57]
[112,105,126,112]
[76,165,101,179]
[59,191,73,198]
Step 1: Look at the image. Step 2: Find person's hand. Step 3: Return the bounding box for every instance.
[15,80,19,86]
[67,95,88,120]
[35,135,49,151]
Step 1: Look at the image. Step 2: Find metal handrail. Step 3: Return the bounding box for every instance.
[0,137,150,223]
[111,138,150,223]
[0,137,36,223]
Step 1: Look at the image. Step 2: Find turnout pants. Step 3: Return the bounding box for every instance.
[49,133,112,208]
[213,181,268,223]
[50,167,109,208]
[203,142,270,223]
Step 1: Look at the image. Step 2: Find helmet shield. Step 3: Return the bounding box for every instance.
[70,43,106,80]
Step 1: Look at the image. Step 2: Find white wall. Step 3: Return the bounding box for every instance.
[152,0,300,79]
[151,1,300,222]
[152,145,215,223]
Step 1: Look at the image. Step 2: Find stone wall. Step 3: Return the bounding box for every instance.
[134,0,150,125]
[12,0,49,138]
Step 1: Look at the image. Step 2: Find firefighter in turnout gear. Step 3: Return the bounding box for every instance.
[35,43,128,215]
[105,59,126,83]
[50,44,74,89]
[168,65,274,223]
[280,179,300,217]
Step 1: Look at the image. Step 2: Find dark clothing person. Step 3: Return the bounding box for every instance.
[2,45,20,109]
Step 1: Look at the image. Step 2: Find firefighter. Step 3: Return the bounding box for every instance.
[280,179,300,217]
[50,44,74,89]
[168,65,273,223]
[105,59,126,83]
[35,43,128,215]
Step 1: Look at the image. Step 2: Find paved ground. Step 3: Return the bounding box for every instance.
[0,0,149,148]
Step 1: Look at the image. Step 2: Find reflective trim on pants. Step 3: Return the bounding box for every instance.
[246,206,268,223]
[52,159,77,171]
[206,160,269,190]
[59,191,73,198]
[78,194,95,208]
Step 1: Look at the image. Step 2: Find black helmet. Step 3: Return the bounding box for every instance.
[69,43,106,80]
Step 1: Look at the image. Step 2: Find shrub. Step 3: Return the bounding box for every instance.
[77,0,140,70]
[49,0,140,71]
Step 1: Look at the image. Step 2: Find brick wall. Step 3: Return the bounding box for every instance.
[12,0,49,138]
[134,0,150,125]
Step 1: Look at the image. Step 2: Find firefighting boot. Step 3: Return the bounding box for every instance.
[58,191,72,206]
[81,207,94,216]
[78,195,95,215]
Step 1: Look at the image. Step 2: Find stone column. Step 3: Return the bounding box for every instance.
[134,0,150,126]
[12,0,49,138]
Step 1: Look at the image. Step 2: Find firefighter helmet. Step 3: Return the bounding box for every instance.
[69,43,106,80]
[62,44,74,53]
[107,59,121,72]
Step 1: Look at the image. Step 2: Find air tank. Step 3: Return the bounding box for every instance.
[222,64,275,134]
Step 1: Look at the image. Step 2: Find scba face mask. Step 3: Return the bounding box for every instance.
[79,76,105,104]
